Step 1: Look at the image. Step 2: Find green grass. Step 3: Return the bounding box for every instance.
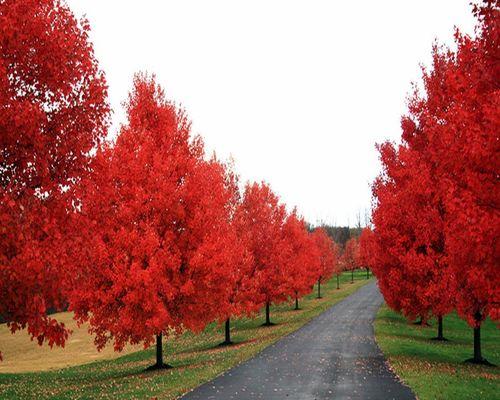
[0,270,371,400]
[375,305,500,400]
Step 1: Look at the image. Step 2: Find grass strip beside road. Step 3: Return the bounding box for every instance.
[375,305,500,400]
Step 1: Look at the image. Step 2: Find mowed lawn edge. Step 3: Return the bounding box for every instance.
[374,305,500,400]
[0,270,372,400]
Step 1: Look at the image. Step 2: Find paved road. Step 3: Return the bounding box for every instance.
[181,281,415,400]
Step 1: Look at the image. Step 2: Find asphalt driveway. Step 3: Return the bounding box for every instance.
[181,281,415,400]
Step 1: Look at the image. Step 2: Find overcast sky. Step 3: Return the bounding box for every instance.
[67,0,476,226]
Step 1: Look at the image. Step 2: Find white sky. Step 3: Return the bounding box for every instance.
[67,0,476,226]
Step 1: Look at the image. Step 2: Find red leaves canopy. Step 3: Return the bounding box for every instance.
[280,212,318,299]
[370,1,499,327]
[0,0,109,193]
[311,228,339,282]
[69,75,234,351]
[370,139,453,322]
[424,2,499,327]
[358,227,374,268]
[341,237,359,272]
[217,166,256,320]
[235,182,289,306]
[0,0,109,357]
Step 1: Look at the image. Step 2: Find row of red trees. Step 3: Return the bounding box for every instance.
[69,83,344,368]
[0,0,351,368]
[361,1,499,365]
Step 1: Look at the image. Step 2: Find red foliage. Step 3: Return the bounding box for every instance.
[311,228,338,284]
[218,166,257,321]
[280,212,318,303]
[407,1,499,327]
[68,75,234,351]
[370,139,454,322]
[370,1,499,328]
[0,0,109,358]
[341,238,359,272]
[235,182,288,309]
[6,0,496,367]
[358,227,373,268]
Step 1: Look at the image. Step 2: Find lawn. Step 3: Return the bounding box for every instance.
[0,270,371,400]
[0,312,145,374]
[375,305,500,400]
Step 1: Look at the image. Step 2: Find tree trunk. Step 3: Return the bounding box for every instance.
[465,312,494,365]
[336,274,340,290]
[437,316,444,340]
[433,315,447,341]
[317,278,322,299]
[262,301,273,326]
[146,333,172,370]
[225,318,231,343]
[468,312,484,363]
[366,268,369,279]
[156,333,163,367]
[473,324,482,362]
[351,269,354,283]
[218,318,233,346]
[295,295,299,310]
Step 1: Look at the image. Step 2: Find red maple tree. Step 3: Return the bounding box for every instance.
[341,237,359,283]
[235,182,288,326]
[216,165,257,346]
[280,211,318,310]
[69,75,234,369]
[371,140,454,336]
[311,228,338,298]
[358,227,374,280]
[0,0,109,359]
[371,1,499,359]
[402,0,498,360]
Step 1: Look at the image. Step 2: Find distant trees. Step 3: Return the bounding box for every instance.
[311,228,339,298]
[369,1,499,364]
[358,228,373,279]
[341,238,359,283]
[281,212,318,311]
[318,226,352,247]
